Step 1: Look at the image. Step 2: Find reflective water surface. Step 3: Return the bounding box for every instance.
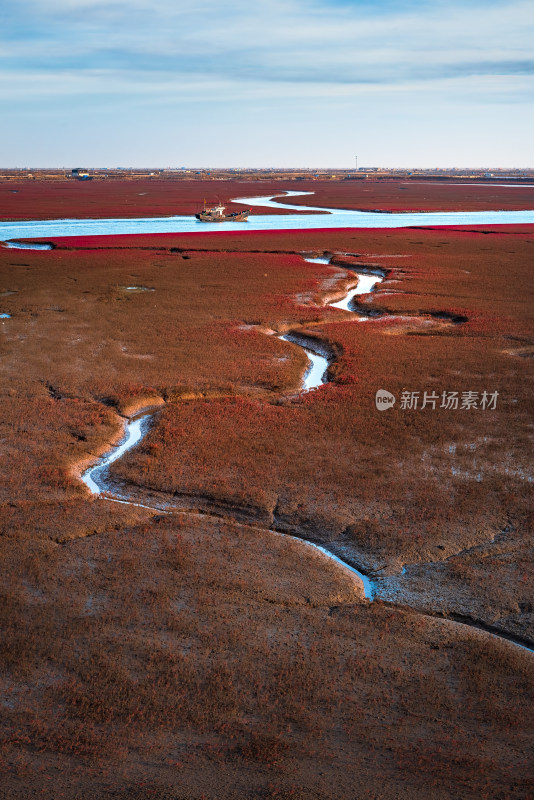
[2,192,534,242]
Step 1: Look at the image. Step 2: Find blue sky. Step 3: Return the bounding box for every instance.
[1,0,533,167]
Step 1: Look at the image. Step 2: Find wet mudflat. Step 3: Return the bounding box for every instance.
[1,188,533,799]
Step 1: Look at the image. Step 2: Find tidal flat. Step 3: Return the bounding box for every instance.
[0,180,533,799]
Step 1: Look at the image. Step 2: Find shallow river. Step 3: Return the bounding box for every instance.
[2,190,534,241]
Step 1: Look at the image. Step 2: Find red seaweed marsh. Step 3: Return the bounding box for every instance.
[0,179,533,799]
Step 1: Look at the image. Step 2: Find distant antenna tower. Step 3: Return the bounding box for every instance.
[355,155,358,170]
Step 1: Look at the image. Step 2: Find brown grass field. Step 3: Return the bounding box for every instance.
[2,177,534,221]
[0,180,533,798]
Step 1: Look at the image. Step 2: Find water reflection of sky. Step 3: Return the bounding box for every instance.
[2,193,534,242]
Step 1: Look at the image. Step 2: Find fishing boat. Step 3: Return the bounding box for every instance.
[195,204,250,222]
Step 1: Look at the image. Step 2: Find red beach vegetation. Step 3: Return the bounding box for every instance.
[0,183,533,798]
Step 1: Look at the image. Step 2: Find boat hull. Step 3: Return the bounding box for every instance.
[195,210,251,222]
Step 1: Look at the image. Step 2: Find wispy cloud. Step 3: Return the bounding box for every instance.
[3,0,533,94]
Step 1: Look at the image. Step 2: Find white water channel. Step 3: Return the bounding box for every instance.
[279,335,329,393]
[4,241,53,250]
[81,413,150,494]
[76,245,534,648]
[280,254,383,391]
[80,252,380,598]
[2,190,534,243]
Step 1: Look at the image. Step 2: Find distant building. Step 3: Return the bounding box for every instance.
[72,168,92,180]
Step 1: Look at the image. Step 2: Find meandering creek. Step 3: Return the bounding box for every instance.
[81,252,381,596]
[279,255,383,391]
[78,246,534,654]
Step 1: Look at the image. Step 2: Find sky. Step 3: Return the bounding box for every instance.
[1,0,533,168]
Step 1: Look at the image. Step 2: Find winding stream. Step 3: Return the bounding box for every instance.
[81,411,151,495]
[279,254,383,391]
[81,253,381,597]
[280,334,329,392]
[77,248,534,653]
